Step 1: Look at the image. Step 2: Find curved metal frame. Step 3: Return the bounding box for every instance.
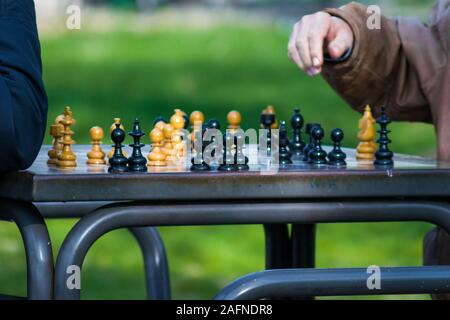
[35,202,171,300]
[129,227,171,299]
[214,266,450,300]
[54,200,450,300]
[0,199,53,300]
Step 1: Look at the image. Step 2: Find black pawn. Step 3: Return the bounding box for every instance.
[182,114,189,130]
[153,116,167,126]
[289,108,305,157]
[260,113,275,155]
[109,123,129,173]
[128,119,147,172]
[374,106,394,166]
[308,126,327,165]
[328,128,347,166]
[279,121,292,165]
[302,123,320,161]
[218,132,237,171]
[234,130,249,171]
[206,118,221,131]
[190,128,210,171]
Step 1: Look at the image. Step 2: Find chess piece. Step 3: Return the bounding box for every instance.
[328,128,347,166]
[148,128,166,166]
[308,126,327,165]
[154,119,166,131]
[266,105,278,129]
[153,116,167,127]
[227,111,241,133]
[289,108,305,157]
[57,106,77,168]
[206,119,221,130]
[374,106,394,166]
[218,132,237,171]
[87,126,106,165]
[47,115,64,165]
[279,121,292,165]
[234,130,249,171]
[171,110,186,159]
[109,123,128,173]
[189,111,205,144]
[190,128,210,171]
[189,111,205,128]
[128,119,147,172]
[202,119,221,160]
[162,123,177,161]
[260,112,276,155]
[108,118,127,159]
[356,105,377,160]
[182,114,189,130]
[172,109,186,131]
[170,109,185,130]
[302,123,320,161]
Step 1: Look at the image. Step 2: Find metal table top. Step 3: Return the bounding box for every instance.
[0,145,449,202]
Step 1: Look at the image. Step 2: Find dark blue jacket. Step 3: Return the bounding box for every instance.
[0,0,47,172]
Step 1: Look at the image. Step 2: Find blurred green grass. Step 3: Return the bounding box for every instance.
[0,23,437,299]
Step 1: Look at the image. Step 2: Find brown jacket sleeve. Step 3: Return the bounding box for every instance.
[321,1,450,159]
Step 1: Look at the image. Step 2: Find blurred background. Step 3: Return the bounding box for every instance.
[0,0,439,299]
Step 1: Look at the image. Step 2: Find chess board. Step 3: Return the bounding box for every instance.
[1,145,450,202]
[31,144,440,175]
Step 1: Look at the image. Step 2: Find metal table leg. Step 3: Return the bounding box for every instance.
[291,223,316,300]
[291,224,316,269]
[263,224,291,269]
[0,199,53,300]
[129,227,171,300]
[54,201,450,300]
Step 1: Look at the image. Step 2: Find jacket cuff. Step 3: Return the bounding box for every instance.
[322,4,366,84]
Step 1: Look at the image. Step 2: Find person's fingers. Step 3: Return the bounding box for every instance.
[287,22,305,70]
[327,18,354,59]
[296,16,316,75]
[288,48,305,71]
[307,12,331,70]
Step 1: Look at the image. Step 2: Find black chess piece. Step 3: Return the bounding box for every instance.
[128,119,147,172]
[308,126,327,165]
[234,130,249,171]
[302,123,320,162]
[109,123,129,173]
[279,121,292,165]
[260,113,275,155]
[153,116,167,126]
[190,128,210,171]
[206,118,221,130]
[182,114,189,130]
[218,132,237,171]
[289,108,305,157]
[374,106,394,166]
[328,128,347,166]
[202,119,220,158]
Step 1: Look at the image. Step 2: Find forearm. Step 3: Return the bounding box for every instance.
[0,0,47,172]
[322,2,430,122]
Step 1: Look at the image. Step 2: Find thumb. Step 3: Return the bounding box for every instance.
[327,25,353,59]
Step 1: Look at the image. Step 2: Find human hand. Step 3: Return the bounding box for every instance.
[288,12,354,76]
